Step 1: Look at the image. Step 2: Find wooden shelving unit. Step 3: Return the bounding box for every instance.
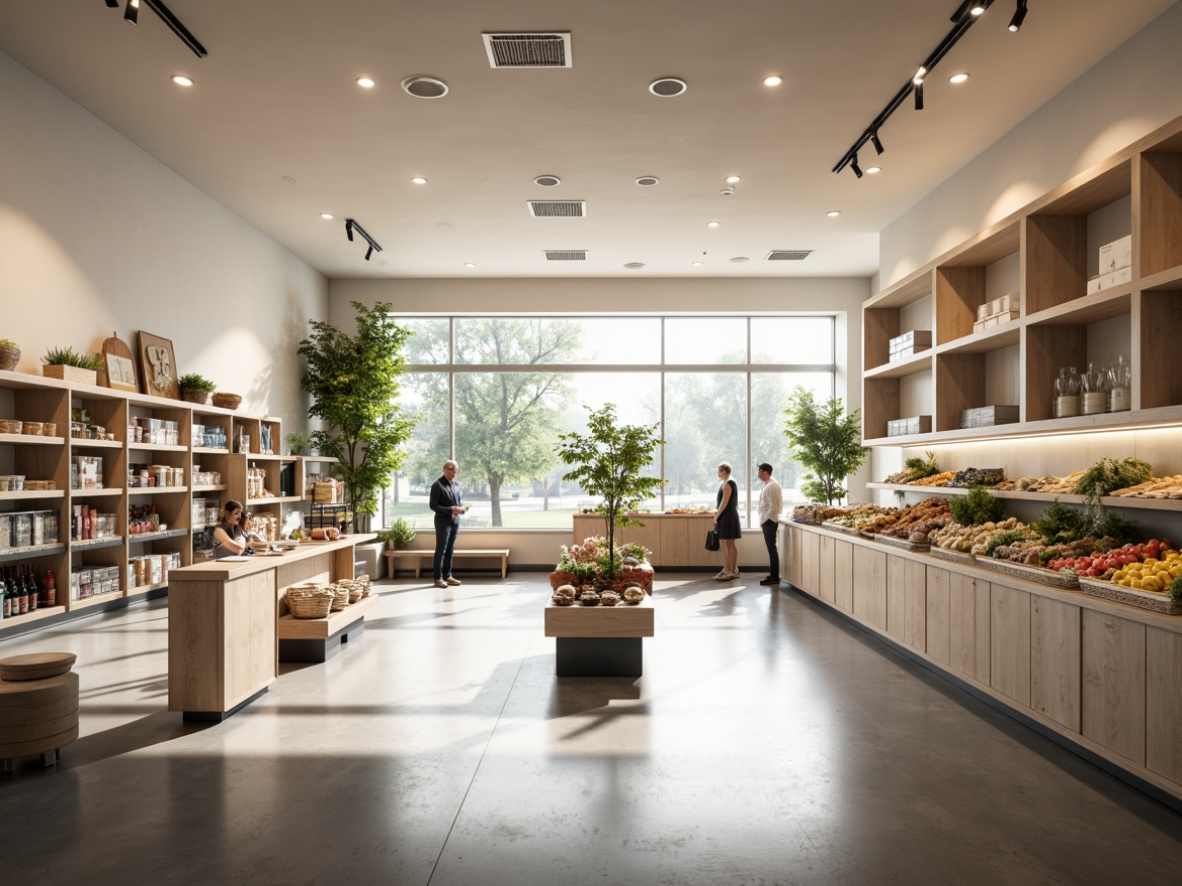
[864,115,1182,448]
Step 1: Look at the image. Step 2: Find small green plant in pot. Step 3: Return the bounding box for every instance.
[42,346,104,384]
[285,432,312,456]
[178,373,217,404]
[0,339,19,372]
[378,518,416,550]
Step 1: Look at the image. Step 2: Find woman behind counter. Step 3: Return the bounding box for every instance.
[207,500,257,559]
[713,462,742,580]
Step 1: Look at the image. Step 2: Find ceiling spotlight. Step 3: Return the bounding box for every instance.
[463,263,477,268]
[850,154,864,178]
[1009,0,1027,32]
[171,74,193,87]
[724,175,741,184]
[914,81,925,110]
[691,262,704,267]
[124,0,139,25]
[357,77,376,89]
[365,246,374,261]
[535,175,562,187]
[827,211,842,218]
[729,257,749,263]
[763,75,783,87]
[635,176,660,186]
[971,4,987,15]
[320,213,334,220]
[105,0,118,7]
[913,66,927,85]
[720,187,735,197]
[648,77,688,97]
[870,131,884,154]
[949,72,970,84]
[866,166,882,174]
[624,262,646,269]
[411,176,428,184]
[401,76,449,99]
[707,221,720,228]
[344,218,382,262]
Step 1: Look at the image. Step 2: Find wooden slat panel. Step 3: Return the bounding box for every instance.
[926,565,951,664]
[1082,610,1146,765]
[834,539,854,612]
[801,530,820,594]
[223,571,277,709]
[949,571,989,681]
[168,578,226,712]
[817,534,836,603]
[659,517,690,567]
[786,526,803,589]
[990,583,1031,706]
[903,560,926,650]
[545,596,654,638]
[886,555,906,641]
[1030,596,1081,732]
[1146,626,1182,782]
[853,545,887,630]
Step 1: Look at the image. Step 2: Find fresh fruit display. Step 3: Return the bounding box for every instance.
[932,517,1026,555]
[911,470,956,487]
[1048,538,1175,584]
[1108,475,1182,499]
[946,467,1006,488]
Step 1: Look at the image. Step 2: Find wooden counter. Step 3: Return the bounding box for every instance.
[167,534,373,720]
[572,513,717,567]
[781,519,1182,807]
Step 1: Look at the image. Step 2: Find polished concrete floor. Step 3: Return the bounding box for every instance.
[1,574,1180,885]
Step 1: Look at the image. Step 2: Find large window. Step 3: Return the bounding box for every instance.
[381,315,837,530]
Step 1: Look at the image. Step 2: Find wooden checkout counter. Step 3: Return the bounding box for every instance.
[167,534,375,721]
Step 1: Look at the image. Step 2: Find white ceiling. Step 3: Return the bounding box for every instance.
[0,0,1174,279]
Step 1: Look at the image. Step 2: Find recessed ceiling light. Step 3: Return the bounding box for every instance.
[866,166,882,174]
[401,76,449,99]
[724,176,741,184]
[463,262,476,268]
[648,77,687,97]
[534,175,562,187]
[949,72,970,84]
[320,213,335,220]
[624,262,646,269]
[730,257,749,263]
[636,176,660,186]
[171,75,193,87]
[720,187,735,197]
[707,221,720,228]
[411,176,428,184]
[356,77,376,89]
[691,262,704,267]
[763,75,783,87]
[970,4,986,15]
[826,210,841,218]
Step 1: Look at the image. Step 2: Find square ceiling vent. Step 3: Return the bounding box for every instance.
[545,250,588,261]
[528,200,587,218]
[766,250,813,261]
[483,32,572,68]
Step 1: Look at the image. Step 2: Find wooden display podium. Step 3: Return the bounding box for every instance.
[544,597,654,676]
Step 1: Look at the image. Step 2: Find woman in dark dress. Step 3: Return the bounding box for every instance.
[713,462,742,580]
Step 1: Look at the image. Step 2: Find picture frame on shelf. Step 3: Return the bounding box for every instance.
[100,333,138,393]
[137,331,179,399]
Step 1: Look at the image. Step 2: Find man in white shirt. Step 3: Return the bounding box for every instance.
[756,462,783,587]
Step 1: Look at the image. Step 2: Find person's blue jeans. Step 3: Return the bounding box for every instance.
[761,520,780,580]
[433,519,460,580]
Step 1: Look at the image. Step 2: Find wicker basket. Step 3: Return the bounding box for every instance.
[929,546,976,565]
[874,533,930,552]
[1078,577,1182,615]
[286,586,334,619]
[211,392,242,410]
[329,584,350,611]
[975,556,1080,589]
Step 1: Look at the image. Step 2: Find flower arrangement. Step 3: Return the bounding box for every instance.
[552,536,654,592]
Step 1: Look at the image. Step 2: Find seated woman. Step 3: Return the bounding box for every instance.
[207,500,254,559]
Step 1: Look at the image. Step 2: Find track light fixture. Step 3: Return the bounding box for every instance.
[832,0,1015,177]
[344,218,383,262]
[105,0,208,57]
[1009,0,1027,32]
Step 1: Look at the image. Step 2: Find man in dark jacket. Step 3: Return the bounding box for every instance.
[429,459,467,589]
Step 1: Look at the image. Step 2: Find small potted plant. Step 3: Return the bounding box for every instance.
[42,346,103,386]
[0,339,19,372]
[178,373,217,405]
[378,518,416,550]
[285,432,312,456]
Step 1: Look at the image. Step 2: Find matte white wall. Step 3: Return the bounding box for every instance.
[880,2,1182,287]
[0,50,326,428]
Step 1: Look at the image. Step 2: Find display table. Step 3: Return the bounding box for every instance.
[167,534,373,721]
[544,597,654,676]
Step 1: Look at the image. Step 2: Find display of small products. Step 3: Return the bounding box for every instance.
[887,416,932,437]
[129,417,179,446]
[0,510,60,550]
[1,418,57,436]
[128,504,164,535]
[190,466,222,486]
[1,565,57,619]
[192,424,228,449]
[960,405,1019,428]
[973,293,1021,333]
[1088,234,1132,293]
[71,565,122,600]
[127,463,185,488]
[128,552,181,590]
[887,329,931,363]
[72,455,104,489]
[71,505,116,541]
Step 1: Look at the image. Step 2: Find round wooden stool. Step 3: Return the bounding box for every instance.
[0,653,79,772]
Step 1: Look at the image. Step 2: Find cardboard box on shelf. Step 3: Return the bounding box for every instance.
[977,303,989,322]
[1098,234,1132,275]
[1087,265,1133,294]
[888,329,931,352]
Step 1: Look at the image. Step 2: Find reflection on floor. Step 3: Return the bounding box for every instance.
[1,574,1180,884]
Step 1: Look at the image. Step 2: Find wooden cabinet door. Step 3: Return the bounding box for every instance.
[990,582,1031,706]
[926,566,950,664]
[1082,610,1146,765]
[1147,626,1182,783]
[834,539,854,612]
[852,545,887,631]
[801,530,821,593]
[1030,596,1081,732]
[948,571,990,682]
[818,534,836,603]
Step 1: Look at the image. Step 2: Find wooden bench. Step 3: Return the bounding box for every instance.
[385,548,510,579]
[277,594,377,663]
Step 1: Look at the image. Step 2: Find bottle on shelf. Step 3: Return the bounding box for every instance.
[2,567,12,619]
[17,566,29,615]
[27,565,40,612]
[45,569,56,607]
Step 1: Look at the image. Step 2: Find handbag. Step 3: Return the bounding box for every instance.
[705,530,720,552]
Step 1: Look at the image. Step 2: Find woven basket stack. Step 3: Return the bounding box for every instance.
[284,575,371,619]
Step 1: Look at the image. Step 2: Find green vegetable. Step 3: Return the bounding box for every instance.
[1073,457,1153,505]
[904,450,939,481]
[1171,575,1182,602]
[949,485,1005,526]
[1031,500,1092,546]
[985,529,1028,557]
[1092,511,1139,546]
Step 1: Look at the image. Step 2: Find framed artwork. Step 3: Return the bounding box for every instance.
[137,332,179,399]
[100,333,138,393]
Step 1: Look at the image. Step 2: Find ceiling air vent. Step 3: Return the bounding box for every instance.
[528,200,586,218]
[545,250,587,261]
[766,250,813,261]
[483,33,572,68]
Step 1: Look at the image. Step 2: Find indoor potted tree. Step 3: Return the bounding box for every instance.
[298,301,417,532]
[42,346,103,385]
[782,387,869,506]
[556,403,664,583]
[178,372,217,405]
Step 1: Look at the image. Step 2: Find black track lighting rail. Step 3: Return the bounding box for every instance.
[345,219,383,262]
[106,0,207,58]
[832,0,1028,177]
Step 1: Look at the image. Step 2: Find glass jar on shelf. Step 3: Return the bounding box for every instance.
[1081,361,1108,415]
[1054,366,1080,418]
[1108,354,1131,412]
